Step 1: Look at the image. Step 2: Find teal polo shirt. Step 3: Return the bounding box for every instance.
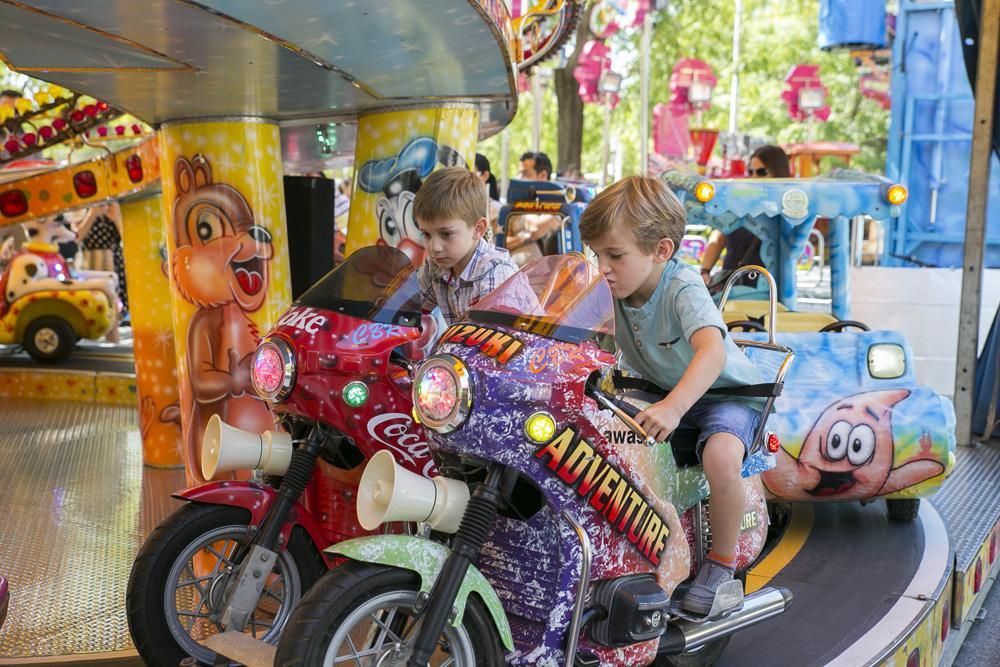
[614,259,764,406]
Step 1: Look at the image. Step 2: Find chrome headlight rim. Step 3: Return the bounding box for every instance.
[251,337,297,401]
[413,353,473,433]
[867,342,906,379]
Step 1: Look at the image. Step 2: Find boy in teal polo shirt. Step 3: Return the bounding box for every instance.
[581,175,763,616]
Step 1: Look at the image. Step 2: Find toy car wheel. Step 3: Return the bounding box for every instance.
[727,319,767,333]
[886,498,920,522]
[819,319,871,333]
[23,316,75,363]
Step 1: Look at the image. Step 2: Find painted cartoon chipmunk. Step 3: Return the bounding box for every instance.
[171,154,275,482]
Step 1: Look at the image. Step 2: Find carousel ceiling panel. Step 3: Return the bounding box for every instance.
[0,0,515,129]
[199,0,515,98]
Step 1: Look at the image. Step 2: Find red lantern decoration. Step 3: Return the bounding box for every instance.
[4,139,20,153]
[73,170,98,198]
[96,100,109,112]
[70,109,85,123]
[97,126,108,137]
[115,125,125,136]
[52,118,67,131]
[84,104,97,117]
[125,155,143,183]
[0,190,28,217]
[39,126,54,140]
[21,133,36,146]
[131,124,141,135]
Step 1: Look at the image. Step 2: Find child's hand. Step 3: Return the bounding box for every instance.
[636,400,685,443]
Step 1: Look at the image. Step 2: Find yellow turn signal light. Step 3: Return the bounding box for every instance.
[694,181,716,203]
[524,411,557,444]
[886,184,908,205]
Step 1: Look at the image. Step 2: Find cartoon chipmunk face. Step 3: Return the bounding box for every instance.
[171,155,273,312]
[795,389,910,497]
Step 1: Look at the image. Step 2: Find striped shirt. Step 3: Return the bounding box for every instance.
[419,238,518,324]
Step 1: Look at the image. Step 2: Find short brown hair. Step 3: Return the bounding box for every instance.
[413,166,487,227]
[580,176,686,254]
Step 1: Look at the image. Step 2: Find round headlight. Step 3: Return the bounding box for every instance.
[887,184,908,205]
[694,181,715,203]
[413,354,473,433]
[251,338,295,401]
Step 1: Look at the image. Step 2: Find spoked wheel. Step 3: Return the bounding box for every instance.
[127,503,324,666]
[276,561,504,667]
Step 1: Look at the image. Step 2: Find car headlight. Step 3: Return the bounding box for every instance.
[413,354,473,433]
[251,338,296,401]
[867,343,906,379]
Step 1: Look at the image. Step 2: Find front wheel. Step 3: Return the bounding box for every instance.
[23,316,75,363]
[126,503,325,666]
[276,561,504,667]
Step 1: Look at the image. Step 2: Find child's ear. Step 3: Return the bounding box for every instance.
[655,237,675,262]
[472,216,488,239]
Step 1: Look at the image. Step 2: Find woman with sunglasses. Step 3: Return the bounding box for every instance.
[699,144,791,293]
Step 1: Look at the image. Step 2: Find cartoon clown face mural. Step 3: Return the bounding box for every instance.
[357,136,466,266]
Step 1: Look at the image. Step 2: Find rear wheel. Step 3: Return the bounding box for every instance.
[655,636,731,667]
[276,561,504,667]
[23,316,75,363]
[886,498,920,522]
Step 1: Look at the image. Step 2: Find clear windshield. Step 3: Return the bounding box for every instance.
[296,245,422,327]
[468,254,614,345]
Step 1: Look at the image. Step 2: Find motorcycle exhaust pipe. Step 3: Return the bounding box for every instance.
[201,414,293,480]
[658,586,793,655]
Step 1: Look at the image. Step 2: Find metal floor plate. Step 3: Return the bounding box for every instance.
[0,399,185,659]
[930,442,1000,572]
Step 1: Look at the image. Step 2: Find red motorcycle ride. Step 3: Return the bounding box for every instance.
[126,245,436,665]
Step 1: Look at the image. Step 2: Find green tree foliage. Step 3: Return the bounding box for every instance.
[480,0,889,181]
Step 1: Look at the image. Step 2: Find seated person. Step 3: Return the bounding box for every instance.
[582,176,765,617]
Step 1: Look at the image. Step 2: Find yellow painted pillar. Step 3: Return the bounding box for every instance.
[158,120,292,485]
[347,104,480,264]
[120,193,184,467]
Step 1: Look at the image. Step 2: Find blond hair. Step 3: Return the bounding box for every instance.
[413,166,487,227]
[580,176,686,254]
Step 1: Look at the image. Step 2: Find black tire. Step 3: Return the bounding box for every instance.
[126,503,325,666]
[22,316,75,363]
[886,498,920,522]
[726,319,767,333]
[655,636,731,667]
[276,561,504,667]
[818,319,871,333]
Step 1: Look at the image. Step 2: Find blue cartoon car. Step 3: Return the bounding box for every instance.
[665,170,956,520]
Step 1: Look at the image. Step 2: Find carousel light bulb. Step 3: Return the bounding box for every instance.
[694,181,716,203]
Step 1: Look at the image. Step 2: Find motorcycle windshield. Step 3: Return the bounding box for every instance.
[468,254,614,345]
[295,245,422,327]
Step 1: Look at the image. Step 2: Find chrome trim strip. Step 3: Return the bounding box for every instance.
[562,511,592,667]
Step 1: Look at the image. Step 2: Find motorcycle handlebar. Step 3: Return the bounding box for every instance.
[586,384,658,448]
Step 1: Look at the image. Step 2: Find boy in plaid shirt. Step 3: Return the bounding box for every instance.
[415,167,518,324]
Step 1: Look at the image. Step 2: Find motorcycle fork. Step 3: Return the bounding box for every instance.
[407,464,520,667]
[217,425,325,634]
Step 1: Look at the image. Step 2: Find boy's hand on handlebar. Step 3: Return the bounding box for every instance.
[636,400,684,443]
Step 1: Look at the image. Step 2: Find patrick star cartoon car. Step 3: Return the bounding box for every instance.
[0,241,120,362]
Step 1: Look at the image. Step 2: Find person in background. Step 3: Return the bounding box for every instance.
[699,145,790,292]
[518,151,553,181]
[475,153,502,231]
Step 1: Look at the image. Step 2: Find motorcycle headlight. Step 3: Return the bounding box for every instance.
[251,338,296,401]
[867,343,906,379]
[413,354,473,433]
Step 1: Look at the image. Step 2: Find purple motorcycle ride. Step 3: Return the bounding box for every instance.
[274,254,794,667]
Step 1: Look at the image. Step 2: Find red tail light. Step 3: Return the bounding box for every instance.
[767,432,781,453]
[126,155,143,183]
[906,649,920,667]
[974,558,983,593]
[73,170,98,198]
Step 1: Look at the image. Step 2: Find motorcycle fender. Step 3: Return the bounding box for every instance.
[174,482,331,561]
[329,535,514,650]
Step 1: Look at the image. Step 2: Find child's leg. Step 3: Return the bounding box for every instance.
[701,433,746,562]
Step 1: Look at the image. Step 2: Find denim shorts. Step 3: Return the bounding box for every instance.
[675,399,762,461]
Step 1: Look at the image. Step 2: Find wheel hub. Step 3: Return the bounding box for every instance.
[34,328,59,354]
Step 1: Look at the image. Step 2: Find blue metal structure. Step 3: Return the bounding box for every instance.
[665,169,903,319]
[884,0,1000,268]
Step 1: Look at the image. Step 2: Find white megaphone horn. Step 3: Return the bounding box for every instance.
[357,450,470,534]
[201,414,294,480]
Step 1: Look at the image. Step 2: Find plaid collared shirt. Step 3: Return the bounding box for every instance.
[419,238,518,324]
